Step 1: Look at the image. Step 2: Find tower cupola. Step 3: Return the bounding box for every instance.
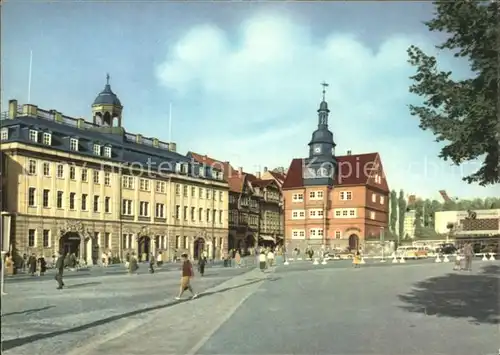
[92,74,123,127]
[303,82,338,186]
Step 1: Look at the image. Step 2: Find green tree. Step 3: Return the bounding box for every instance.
[408,1,500,186]
[390,190,398,232]
[398,190,407,238]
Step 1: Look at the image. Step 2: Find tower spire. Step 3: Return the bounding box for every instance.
[106,73,110,86]
[321,81,329,101]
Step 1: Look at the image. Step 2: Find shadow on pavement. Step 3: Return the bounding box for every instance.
[1,306,55,317]
[398,264,500,325]
[1,277,264,351]
[65,282,101,289]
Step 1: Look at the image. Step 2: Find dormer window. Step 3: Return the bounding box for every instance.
[70,138,79,151]
[93,144,101,155]
[199,166,205,177]
[181,163,188,174]
[104,146,112,158]
[0,128,8,141]
[43,132,52,145]
[175,163,181,173]
[29,129,38,142]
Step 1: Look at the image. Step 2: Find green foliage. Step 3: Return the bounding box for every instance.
[407,0,500,186]
[398,189,407,238]
[390,190,398,232]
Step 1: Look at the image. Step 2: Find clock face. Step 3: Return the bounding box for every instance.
[314,146,322,153]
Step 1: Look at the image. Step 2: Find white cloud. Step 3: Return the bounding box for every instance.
[156,14,497,199]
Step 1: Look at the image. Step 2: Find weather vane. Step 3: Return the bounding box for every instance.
[321,81,329,101]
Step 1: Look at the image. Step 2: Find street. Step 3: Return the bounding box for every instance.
[1,260,498,355]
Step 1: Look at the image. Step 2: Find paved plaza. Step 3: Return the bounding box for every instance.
[1,259,499,355]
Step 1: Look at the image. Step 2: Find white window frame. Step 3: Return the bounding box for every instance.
[139,201,149,217]
[69,138,79,151]
[156,181,165,193]
[140,178,150,191]
[0,128,8,140]
[335,230,341,239]
[29,129,38,142]
[28,159,37,175]
[42,132,51,145]
[370,211,376,220]
[42,229,52,248]
[104,146,112,158]
[340,191,352,201]
[93,195,100,212]
[309,209,324,219]
[122,199,133,215]
[56,164,64,179]
[309,228,323,239]
[291,229,305,239]
[291,210,305,220]
[155,203,165,218]
[122,176,134,189]
[292,193,304,202]
[380,196,385,204]
[93,144,101,155]
[28,229,37,247]
[93,170,100,184]
[104,172,111,186]
[309,191,316,199]
[372,193,376,203]
[310,190,324,200]
[43,162,50,176]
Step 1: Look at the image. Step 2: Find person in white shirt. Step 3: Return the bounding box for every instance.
[267,250,275,267]
[259,251,267,272]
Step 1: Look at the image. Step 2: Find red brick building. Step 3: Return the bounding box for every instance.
[282,88,390,252]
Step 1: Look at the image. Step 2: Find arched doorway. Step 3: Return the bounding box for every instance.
[348,234,359,251]
[245,234,255,255]
[59,232,81,257]
[137,236,151,261]
[193,238,205,260]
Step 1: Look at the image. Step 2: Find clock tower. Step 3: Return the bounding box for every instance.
[303,82,337,186]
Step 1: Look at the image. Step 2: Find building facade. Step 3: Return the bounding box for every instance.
[188,153,283,252]
[0,78,229,264]
[282,88,390,252]
[435,209,500,237]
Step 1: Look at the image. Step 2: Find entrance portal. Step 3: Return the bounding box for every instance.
[193,238,205,260]
[138,236,151,261]
[348,234,359,251]
[59,232,81,257]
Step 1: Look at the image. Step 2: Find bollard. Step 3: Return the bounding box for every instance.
[360,257,366,264]
[399,257,406,263]
[443,255,450,263]
[284,260,289,265]
[435,254,442,263]
[482,253,488,261]
[313,258,319,265]
[392,255,398,263]
[321,258,327,265]
[489,253,495,261]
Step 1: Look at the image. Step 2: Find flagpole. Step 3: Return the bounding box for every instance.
[168,103,172,142]
[28,50,33,103]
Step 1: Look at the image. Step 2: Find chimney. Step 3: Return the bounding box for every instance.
[264,166,268,172]
[347,150,352,156]
[8,100,18,119]
[256,171,261,179]
[238,166,243,176]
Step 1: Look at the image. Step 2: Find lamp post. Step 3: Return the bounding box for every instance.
[380,226,386,262]
[1,251,7,296]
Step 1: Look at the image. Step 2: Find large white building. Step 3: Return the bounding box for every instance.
[434,209,500,236]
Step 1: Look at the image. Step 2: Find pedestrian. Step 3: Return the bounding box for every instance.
[353,250,361,268]
[463,242,473,271]
[198,254,207,276]
[55,251,65,289]
[267,249,275,267]
[234,250,241,268]
[28,253,37,276]
[149,253,156,274]
[38,256,47,276]
[128,252,139,274]
[259,251,267,272]
[175,253,198,300]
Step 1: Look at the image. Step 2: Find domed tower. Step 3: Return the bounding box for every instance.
[303,82,338,186]
[92,74,123,127]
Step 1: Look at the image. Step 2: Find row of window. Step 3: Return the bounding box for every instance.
[291,208,376,220]
[29,160,112,185]
[292,191,352,202]
[371,193,384,204]
[228,211,259,225]
[28,188,112,212]
[27,229,112,249]
[122,234,224,251]
[291,229,345,239]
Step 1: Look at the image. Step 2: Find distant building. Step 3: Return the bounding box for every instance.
[434,209,500,239]
[403,210,416,239]
[282,86,390,251]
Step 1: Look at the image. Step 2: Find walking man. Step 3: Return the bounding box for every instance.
[463,242,473,272]
[198,254,207,277]
[176,253,198,300]
[55,251,65,289]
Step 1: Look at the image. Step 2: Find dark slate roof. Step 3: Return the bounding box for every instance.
[282,153,389,191]
[0,115,220,181]
[93,84,122,107]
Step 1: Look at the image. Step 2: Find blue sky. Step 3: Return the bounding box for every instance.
[3,1,497,200]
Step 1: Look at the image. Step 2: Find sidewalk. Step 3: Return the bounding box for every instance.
[71,268,267,355]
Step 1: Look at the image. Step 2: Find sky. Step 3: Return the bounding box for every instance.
[2,1,497,200]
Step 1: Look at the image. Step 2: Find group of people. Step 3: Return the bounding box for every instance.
[453,242,474,271]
